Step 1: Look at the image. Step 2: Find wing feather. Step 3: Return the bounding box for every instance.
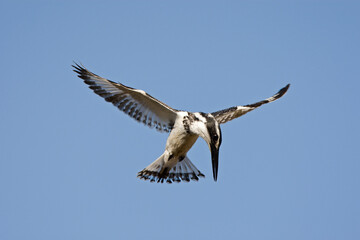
[212,84,290,124]
[73,63,178,132]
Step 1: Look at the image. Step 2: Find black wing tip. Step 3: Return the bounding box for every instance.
[71,61,86,75]
[71,62,97,81]
[71,61,83,69]
[277,84,290,98]
[267,83,290,102]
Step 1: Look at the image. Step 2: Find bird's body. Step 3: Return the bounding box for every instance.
[166,112,199,158]
[73,63,289,183]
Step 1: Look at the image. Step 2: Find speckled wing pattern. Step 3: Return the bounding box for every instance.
[212,84,290,124]
[73,63,178,132]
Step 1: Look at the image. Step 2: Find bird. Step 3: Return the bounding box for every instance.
[72,63,290,183]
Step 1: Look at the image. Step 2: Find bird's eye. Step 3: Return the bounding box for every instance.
[213,135,218,141]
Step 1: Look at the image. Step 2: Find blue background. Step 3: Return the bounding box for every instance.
[1,1,359,239]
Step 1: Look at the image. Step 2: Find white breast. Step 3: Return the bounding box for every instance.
[165,113,199,157]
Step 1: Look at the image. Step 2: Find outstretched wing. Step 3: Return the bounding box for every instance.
[212,84,290,124]
[73,63,178,132]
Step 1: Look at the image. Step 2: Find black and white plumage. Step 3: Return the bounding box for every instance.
[73,63,290,183]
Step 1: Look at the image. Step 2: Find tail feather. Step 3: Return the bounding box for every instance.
[137,155,205,184]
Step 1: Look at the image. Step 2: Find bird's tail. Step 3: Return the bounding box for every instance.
[137,154,205,183]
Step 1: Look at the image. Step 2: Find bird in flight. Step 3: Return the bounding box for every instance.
[73,63,289,183]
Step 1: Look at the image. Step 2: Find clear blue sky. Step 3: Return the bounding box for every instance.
[1,1,359,240]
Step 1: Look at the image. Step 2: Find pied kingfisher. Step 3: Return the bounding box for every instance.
[73,63,289,183]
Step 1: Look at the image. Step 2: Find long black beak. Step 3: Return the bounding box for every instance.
[210,144,219,181]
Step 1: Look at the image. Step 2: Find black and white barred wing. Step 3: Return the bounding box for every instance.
[73,63,178,132]
[212,84,290,124]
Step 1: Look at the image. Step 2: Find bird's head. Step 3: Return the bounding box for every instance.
[192,113,222,181]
